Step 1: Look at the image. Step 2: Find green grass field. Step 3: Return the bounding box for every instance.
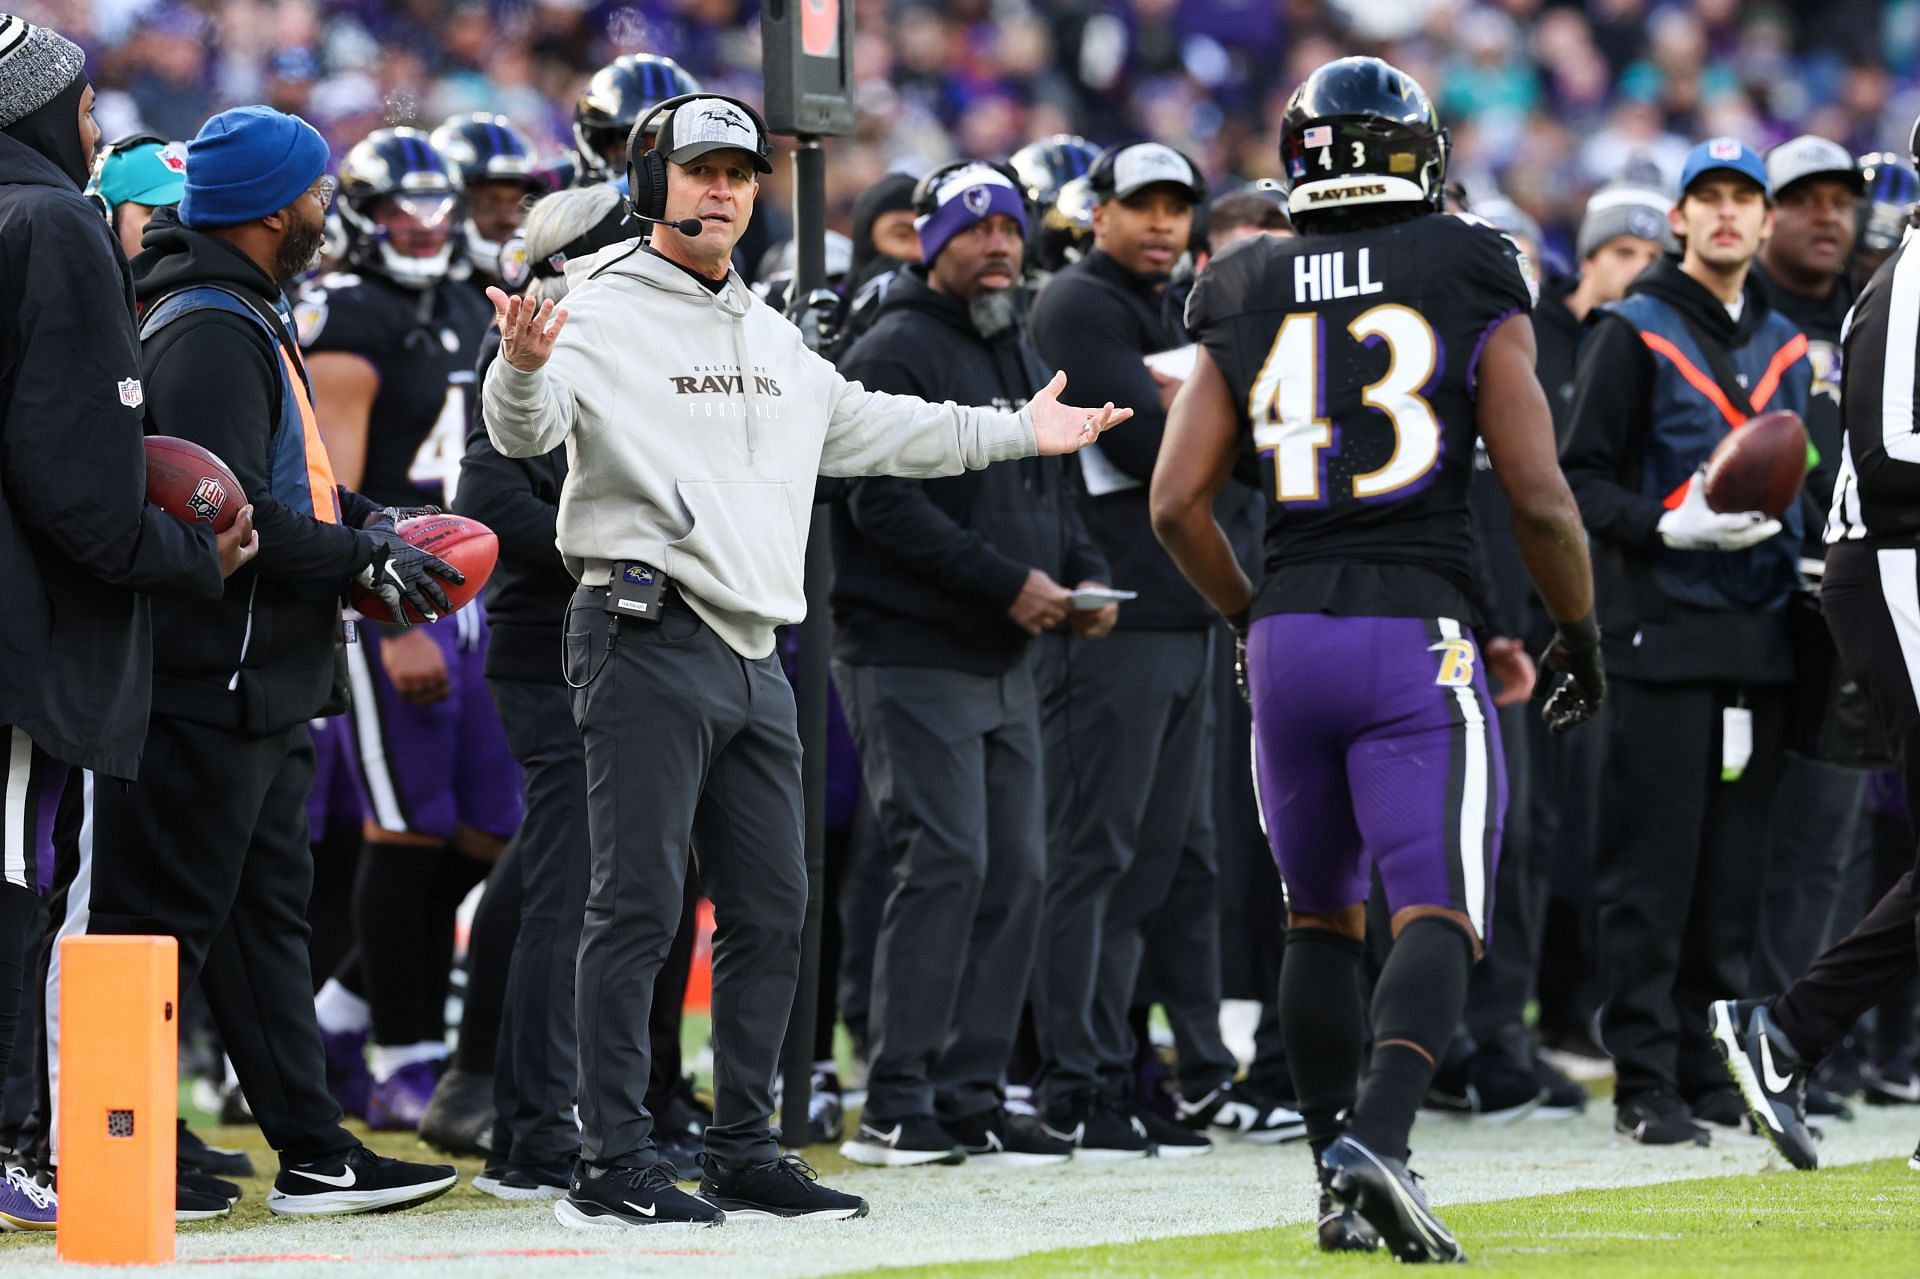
[838,1159,1920,1278]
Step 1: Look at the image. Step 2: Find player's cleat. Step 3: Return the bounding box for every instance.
[697,1152,868,1221]
[1321,1135,1465,1264]
[475,1158,572,1201]
[322,1027,373,1119]
[1614,1093,1710,1147]
[1710,998,1817,1170]
[554,1160,724,1228]
[1114,1096,1211,1157]
[1862,1051,1920,1105]
[1175,1080,1308,1144]
[1317,1189,1382,1253]
[0,1165,55,1231]
[944,1107,1072,1166]
[175,1182,232,1222]
[839,1113,967,1167]
[365,1060,440,1132]
[1040,1090,1153,1160]
[177,1120,255,1179]
[418,1066,495,1156]
[267,1146,458,1216]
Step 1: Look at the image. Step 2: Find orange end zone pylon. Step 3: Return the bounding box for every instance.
[56,935,177,1265]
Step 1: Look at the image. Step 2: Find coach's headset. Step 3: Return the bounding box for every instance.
[624,92,773,234]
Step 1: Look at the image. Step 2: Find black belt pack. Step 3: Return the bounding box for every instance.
[606,561,669,623]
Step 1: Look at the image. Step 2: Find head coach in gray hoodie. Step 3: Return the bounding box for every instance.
[481,94,1131,1227]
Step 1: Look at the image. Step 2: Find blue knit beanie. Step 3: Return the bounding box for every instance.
[915,163,1028,266]
[179,105,329,228]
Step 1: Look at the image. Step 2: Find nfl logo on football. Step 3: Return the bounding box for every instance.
[188,476,226,523]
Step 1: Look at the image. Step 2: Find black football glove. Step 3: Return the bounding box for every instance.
[357,525,463,626]
[1535,612,1605,734]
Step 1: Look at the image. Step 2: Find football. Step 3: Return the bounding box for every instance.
[350,514,499,625]
[1702,410,1810,519]
[144,435,244,533]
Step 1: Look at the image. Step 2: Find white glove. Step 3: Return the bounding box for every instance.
[1657,470,1782,551]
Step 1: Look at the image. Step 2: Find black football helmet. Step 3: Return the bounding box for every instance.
[1031,175,1097,276]
[573,54,702,183]
[336,128,463,288]
[1278,56,1448,223]
[1858,151,1919,262]
[429,113,544,275]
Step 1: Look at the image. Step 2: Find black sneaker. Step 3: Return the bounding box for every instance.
[1428,1055,1547,1124]
[1614,1093,1710,1148]
[1532,1056,1589,1118]
[808,1071,845,1145]
[267,1145,459,1216]
[179,1168,241,1205]
[1863,1051,1920,1105]
[1174,1081,1306,1144]
[944,1107,1072,1167]
[418,1066,496,1157]
[1321,1135,1464,1264]
[1709,998,1815,1169]
[177,1121,254,1179]
[1688,1087,1753,1134]
[1316,1188,1382,1253]
[1805,1084,1853,1120]
[1039,1091,1152,1161]
[555,1160,724,1228]
[839,1113,965,1167]
[698,1152,868,1221]
[176,1182,232,1222]
[1115,1096,1212,1158]
[475,1157,572,1202]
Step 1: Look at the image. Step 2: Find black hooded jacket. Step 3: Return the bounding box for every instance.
[831,267,1108,673]
[0,122,223,779]
[133,209,383,732]
[1560,255,1798,684]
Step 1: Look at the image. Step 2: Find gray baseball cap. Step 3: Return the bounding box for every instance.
[655,97,772,173]
[1766,135,1862,198]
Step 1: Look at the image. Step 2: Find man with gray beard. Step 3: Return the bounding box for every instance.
[831,161,1116,1168]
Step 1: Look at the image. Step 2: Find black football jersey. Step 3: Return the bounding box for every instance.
[294,272,493,509]
[1185,213,1533,623]
[1828,230,1920,545]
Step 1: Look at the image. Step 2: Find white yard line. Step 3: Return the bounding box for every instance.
[5,1107,1913,1278]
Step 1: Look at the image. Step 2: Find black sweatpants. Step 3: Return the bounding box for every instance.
[1596,677,1787,1105]
[47,719,355,1165]
[1776,542,1920,1060]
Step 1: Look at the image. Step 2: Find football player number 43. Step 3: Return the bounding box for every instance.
[407,386,468,508]
[1249,303,1442,505]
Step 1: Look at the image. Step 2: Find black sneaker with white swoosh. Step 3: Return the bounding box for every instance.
[1176,1081,1308,1144]
[943,1107,1072,1166]
[554,1160,725,1228]
[1710,998,1818,1170]
[698,1152,869,1220]
[266,1145,458,1216]
[1039,1089,1152,1160]
[839,1113,966,1167]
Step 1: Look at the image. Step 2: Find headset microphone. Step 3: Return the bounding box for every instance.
[629,210,706,237]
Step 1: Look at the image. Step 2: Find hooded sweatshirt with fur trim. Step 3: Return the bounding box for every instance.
[483,241,1038,659]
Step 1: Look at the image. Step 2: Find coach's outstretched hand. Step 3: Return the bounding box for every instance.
[487,286,569,373]
[1535,613,1605,734]
[1028,371,1134,456]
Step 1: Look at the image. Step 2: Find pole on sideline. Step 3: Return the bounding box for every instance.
[57,935,177,1265]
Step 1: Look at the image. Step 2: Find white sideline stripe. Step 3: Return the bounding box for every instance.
[1438,618,1489,938]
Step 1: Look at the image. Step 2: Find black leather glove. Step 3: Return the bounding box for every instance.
[357,524,463,626]
[1535,612,1605,734]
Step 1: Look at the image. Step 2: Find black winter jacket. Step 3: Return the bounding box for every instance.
[831,268,1108,673]
[133,210,382,732]
[458,327,572,684]
[0,133,222,778]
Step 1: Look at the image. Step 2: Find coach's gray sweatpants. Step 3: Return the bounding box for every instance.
[567,587,804,1170]
[836,660,1045,1123]
[1033,628,1216,1109]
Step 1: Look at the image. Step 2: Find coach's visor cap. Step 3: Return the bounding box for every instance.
[1095,142,1205,204]
[657,98,772,173]
[1766,135,1863,198]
